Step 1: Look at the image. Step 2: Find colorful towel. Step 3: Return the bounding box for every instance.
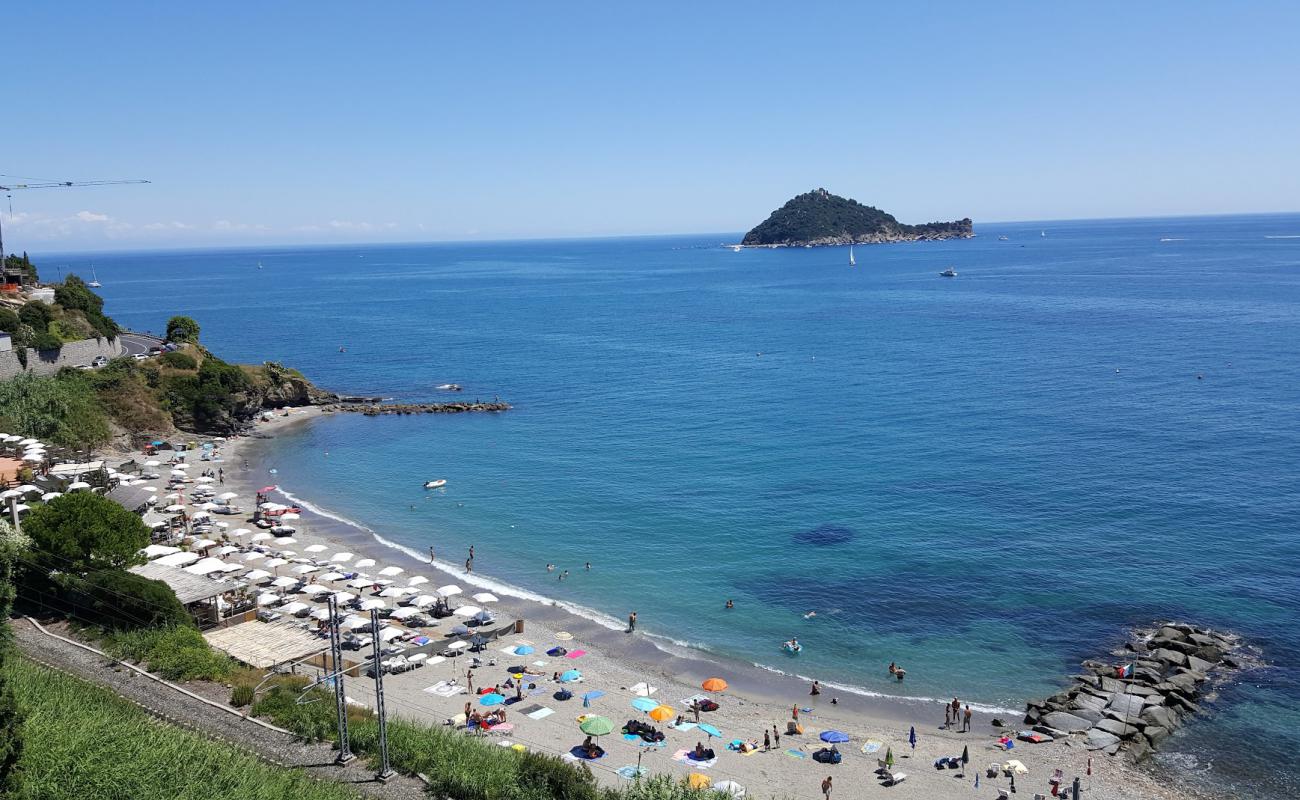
[672,749,717,769]
[616,765,647,781]
[785,748,807,759]
[565,649,586,659]
[862,740,883,754]
[669,721,698,732]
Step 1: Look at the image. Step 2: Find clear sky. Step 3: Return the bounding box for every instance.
[5,1,1299,252]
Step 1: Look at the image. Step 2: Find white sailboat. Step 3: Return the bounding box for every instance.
[848,245,856,267]
[88,265,101,288]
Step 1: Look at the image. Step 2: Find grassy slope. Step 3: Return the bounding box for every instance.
[5,657,361,800]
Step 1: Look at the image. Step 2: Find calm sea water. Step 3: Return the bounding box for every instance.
[60,215,1300,795]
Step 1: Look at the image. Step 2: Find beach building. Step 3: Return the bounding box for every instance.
[129,561,253,628]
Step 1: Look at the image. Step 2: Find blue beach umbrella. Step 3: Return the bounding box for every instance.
[819,730,849,744]
[514,645,534,655]
[560,669,581,682]
[631,696,658,712]
[698,723,722,739]
[909,725,917,752]
[479,693,506,706]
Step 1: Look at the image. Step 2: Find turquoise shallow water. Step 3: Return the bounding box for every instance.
[63,214,1300,795]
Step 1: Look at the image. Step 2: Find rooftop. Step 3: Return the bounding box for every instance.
[129,561,237,605]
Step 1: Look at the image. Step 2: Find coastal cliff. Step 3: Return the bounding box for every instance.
[741,188,972,247]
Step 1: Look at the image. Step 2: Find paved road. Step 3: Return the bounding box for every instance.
[118,330,164,356]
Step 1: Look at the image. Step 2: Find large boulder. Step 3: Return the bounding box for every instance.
[1095,718,1140,738]
[1139,706,1178,731]
[1042,711,1094,733]
[1073,693,1108,712]
[1086,728,1122,750]
[1185,655,1215,674]
[1144,725,1171,746]
[1098,677,1128,694]
[1152,648,1189,667]
[1106,694,1145,718]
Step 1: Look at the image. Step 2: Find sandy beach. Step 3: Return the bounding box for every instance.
[183,407,1211,800]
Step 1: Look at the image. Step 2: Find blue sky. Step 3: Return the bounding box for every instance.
[5,1,1299,251]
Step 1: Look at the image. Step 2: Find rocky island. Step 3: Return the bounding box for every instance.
[741,188,972,247]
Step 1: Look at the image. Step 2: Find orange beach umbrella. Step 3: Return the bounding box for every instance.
[649,705,675,722]
[702,677,728,692]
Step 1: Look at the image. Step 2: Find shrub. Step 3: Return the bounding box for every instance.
[0,309,18,333]
[104,626,233,682]
[0,373,110,449]
[21,493,149,574]
[17,301,52,334]
[159,350,197,370]
[230,685,254,707]
[29,332,63,352]
[165,315,200,344]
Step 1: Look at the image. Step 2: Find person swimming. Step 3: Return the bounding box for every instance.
[804,610,817,619]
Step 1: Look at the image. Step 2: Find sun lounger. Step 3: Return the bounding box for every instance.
[882,768,907,786]
[997,790,1010,800]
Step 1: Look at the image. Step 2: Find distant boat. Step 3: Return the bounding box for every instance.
[1040,230,1046,238]
[848,245,856,267]
[998,235,1009,241]
[257,261,264,270]
[730,245,743,252]
[939,267,958,277]
[424,479,447,489]
[88,265,101,288]
[435,383,463,392]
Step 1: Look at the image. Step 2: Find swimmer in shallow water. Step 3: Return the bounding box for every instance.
[804,611,817,619]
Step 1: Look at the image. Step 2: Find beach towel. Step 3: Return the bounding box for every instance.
[426,656,447,666]
[516,704,544,715]
[616,766,647,781]
[862,740,883,754]
[531,660,549,667]
[424,682,465,698]
[624,734,666,747]
[668,721,697,732]
[629,682,657,696]
[680,693,709,708]
[785,748,807,759]
[672,749,718,769]
[565,649,587,659]
[525,707,555,721]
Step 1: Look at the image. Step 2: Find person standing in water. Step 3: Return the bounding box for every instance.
[627,611,637,633]
[429,546,436,564]
[465,558,472,573]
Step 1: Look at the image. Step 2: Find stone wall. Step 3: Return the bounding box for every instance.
[0,337,124,380]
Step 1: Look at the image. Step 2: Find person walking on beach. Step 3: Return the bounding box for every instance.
[821,775,832,799]
[951,697,961,726]
[763,730,771,751]
[465,558,473,573]
[218,467,224,484]
[773,724,780,748]
[627,611,637,633]
[944,704,952,729]
[962,705,972,732]
[792,704,799,721]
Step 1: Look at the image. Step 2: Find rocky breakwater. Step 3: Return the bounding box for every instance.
[326,400,510,416]
[1023,622,1254,762]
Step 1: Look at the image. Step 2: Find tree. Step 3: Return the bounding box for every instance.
[0,520,28,794]
[0,309,18,334]
[30,332,62,352]
[80,569,192,629]
[20,493,149,575]
[17,301,52,335]
[53,276,118,339]
[165,316,200,344]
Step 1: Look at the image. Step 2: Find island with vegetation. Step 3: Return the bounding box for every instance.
[741,188,972,247]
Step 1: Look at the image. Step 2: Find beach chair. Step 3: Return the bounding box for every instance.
[877,758,888,773]
[882,768,907,786]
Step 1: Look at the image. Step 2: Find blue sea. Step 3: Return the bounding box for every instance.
[59,215,1300,796]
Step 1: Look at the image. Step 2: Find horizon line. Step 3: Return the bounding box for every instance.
[27,209,1300,258]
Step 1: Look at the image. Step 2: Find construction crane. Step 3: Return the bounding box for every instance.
[0,176,150,274]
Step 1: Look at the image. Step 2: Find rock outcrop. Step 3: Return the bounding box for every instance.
[1022,622,1255,761]
[741,188,972,248]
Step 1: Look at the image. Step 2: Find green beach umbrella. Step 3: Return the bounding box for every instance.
[579,715,615,737]
[885,746,895,768]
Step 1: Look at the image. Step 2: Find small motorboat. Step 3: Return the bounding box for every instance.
[783,640,802,655]
[435,384,463,392]
[424,479,447,489]
[939,267,958,278]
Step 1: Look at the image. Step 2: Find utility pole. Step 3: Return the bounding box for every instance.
[327,594,354,764]
[369,609,394,782]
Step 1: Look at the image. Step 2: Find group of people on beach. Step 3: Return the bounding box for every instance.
[944,697,973,731]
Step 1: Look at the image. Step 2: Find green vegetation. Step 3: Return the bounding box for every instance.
[0,372,112,448]
[79,569,192,629]
[104,625,233,681]
[4,658,362,800]
[166,314,201,344]
[0,276,118,352]
[21,493,149,574]
[254,683,718,800]
[741,188,973,246]
[159,350,197,370]
[54,275,119,339]
[0,520,28,795]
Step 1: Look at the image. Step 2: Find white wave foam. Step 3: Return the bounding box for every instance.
[271,483,1019,715]
[1264,235,1300,239]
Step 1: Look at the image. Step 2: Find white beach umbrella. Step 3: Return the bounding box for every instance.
[155,551,200,567]
[214,521,229,529]
[408,594,438,608]
[243,551,266,561]
[191,511,211,520]
[263,557,288,568]
[219,562,243,572]
[389,607,420,620]
[244,569,273,582]
[172,462,189,470]
[40,492,63,501]
[22,453,44,462]
[378,566,404,577]
[300,584,330,597]
[12,504,29,515]
[346,578,374,589]
[472,592,500,604]
[67,481,91,491]
[452,605,483,618]
[190,537,217,549]
[436,584,463,598]
[250,531,273,542]
[407,576,429,586]
[332,591,356,603]
[359,598,386,611]
[259,502,282,511]
[195,476,215,483]
[230,528,251,537]
[216,545,240,556]
[309,607,332,621]
[142,544,180,559]
[164,504,185,513]
[279,601,310,616]
[257,592,282,606]
[378,587,411,598]
[17,485,43,495]
[144,460,161,467]
[319,571,346,581]
[292,564,319,575]
[197,501,218,511]
[304,544,327,553]
[280,512,300,520]
[271,576,298,588]
[355,558,376,568]
[340,615,370,630]
[378,627,406,642]
[17,438,38,446]
[184,558,228,575]
[0,490,22,500]
[216,492,238,501]
[445,640,469,651]
[275,537,297,545]
[331,552,354,562]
